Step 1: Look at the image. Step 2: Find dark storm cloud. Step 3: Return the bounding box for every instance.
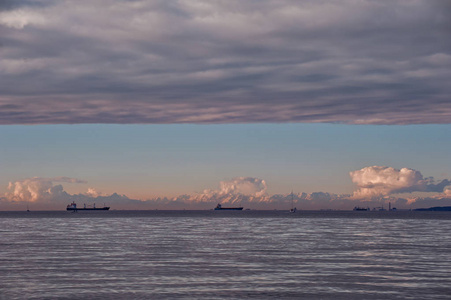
[1,0,450,124]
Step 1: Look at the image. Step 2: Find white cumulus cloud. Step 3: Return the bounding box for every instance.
[2,176,142,210]
[218,177,267,197]
[5,177,77,203]
[350,166,450,198]
[3,172,451,210]
[151,177,270,208]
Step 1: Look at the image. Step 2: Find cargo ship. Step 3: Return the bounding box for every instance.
[353,206,369,211]
[66,201,110,211]
[214,204,243,211]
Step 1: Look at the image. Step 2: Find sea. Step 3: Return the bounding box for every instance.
[1,210,450,300]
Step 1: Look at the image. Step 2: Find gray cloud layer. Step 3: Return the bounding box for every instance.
[1,0,450,124]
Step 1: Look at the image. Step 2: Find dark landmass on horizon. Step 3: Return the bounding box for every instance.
[414,206,451,211]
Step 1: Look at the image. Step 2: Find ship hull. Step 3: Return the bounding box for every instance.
[214,207,243,210]
[353,207,369,211]
[67,207,110,211]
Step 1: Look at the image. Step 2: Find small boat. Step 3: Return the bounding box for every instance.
[66,202,110,211]
[214,204,243,211]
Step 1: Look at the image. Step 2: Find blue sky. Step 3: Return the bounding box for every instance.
[1,124,450,204]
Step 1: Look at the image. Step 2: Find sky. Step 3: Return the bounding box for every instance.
[0,0,450,210]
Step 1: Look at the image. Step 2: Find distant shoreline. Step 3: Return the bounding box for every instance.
[414,206,451,211]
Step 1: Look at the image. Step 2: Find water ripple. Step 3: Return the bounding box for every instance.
[0,211,450,299]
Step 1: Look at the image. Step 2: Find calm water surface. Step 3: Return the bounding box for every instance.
[1,210,450,299]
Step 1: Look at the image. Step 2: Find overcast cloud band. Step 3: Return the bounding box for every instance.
[1,0,450,125]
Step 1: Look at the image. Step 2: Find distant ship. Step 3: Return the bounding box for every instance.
[67,202,110,211]
[214,204,243,211]
[353,206,370,211]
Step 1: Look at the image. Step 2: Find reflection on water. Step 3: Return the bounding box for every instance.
[1,211,450,299]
